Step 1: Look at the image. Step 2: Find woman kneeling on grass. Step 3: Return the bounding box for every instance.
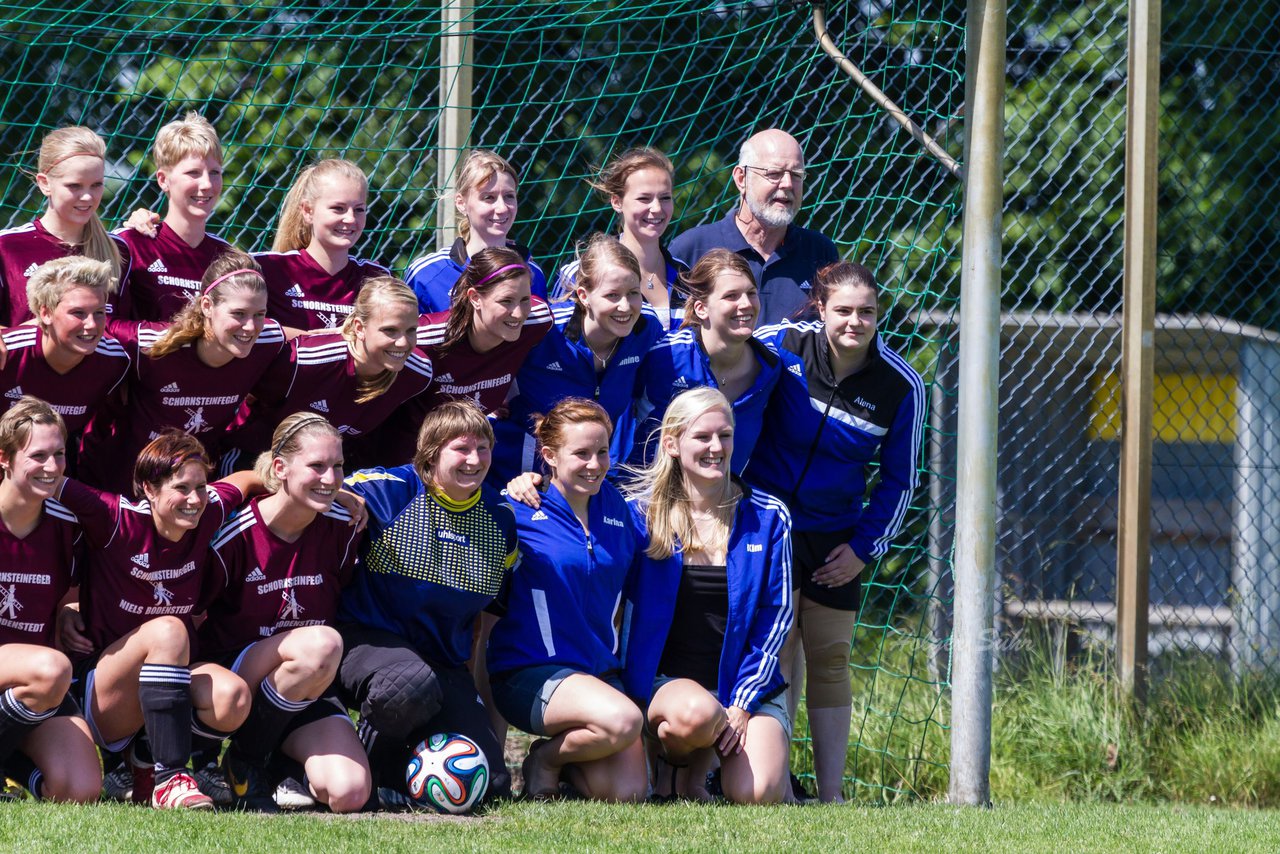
[336,400,517,808]
[57,431,266,809]
[622,386,793,804]
[493,398,655,801]
[0,398,100,803]
[199,413,370,812]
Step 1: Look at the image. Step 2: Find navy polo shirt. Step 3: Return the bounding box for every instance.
[669,208,839,324]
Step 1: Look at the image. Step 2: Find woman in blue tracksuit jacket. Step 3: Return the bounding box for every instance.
[488,398,655,802]
[488,234,664,485]
[747,260,925,803]
[620,386,793,804]
[630,249,798,474]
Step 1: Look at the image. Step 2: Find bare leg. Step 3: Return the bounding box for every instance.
[523,673,646,802]
[281,716,372,814]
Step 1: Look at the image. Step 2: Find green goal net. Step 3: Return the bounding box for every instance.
[0,0,962,800]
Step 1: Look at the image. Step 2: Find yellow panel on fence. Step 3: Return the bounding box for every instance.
[1089,373,1236,443]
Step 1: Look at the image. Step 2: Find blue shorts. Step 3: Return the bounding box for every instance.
[650,674,792,738]
[490,665,625,736]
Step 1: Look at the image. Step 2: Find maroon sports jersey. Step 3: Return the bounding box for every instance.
[198,497,359,658]
[0,220,132,324]
[225,331,433,469]
[0,327,130,435]
[254,250,389,331]
[79,319,286,492]
[114,223,230,322]
[0,497,83,646]
[360,298,552,466]
[58,478,242,650]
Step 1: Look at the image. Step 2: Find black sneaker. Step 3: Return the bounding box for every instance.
[221,749,279,813]
[790,773,817,803]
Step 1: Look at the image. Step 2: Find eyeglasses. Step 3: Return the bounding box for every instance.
[742,165,806,184]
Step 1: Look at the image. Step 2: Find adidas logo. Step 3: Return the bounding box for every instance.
[161,382,180,393]
[131,553,150,568]
[546,361,563,372]
[436,373,454,384]
[310,400,329,413]
[22,263,38,278]
[245,567,266,582]
[4,386,22,400]
[799,280,812,291]
[147,258,168,273]
[530,510,548,521]
[672,376,689,389]
[788,363,802,377]
[284,284,305,297]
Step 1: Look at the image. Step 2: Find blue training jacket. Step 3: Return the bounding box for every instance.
[338,465,518,667]
[631,328,800,473]
[621,483,793,714]
[747,320,925,563]
[486,480,650,676]
[403,237,548,314]
[489,302,665,484]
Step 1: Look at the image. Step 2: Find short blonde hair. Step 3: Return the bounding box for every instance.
[26,256,116,320]
[413,399,495,488]
[153,112,222,170]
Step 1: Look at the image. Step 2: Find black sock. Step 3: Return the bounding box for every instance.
[137,664,192,785]
[4,751,40,799]
[191,711,234,767]
[0,688,55,765]
[232,676,310,764]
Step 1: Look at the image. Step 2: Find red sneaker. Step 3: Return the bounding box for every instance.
[151,772,214,810]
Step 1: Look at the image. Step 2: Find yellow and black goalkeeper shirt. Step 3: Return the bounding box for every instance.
[338,464,517,667]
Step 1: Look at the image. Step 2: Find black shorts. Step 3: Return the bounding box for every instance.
[204,642,353,744]
[793,528,863,612]
[335,623,511,802]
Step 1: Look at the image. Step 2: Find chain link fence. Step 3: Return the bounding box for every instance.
[926,0,1280,676]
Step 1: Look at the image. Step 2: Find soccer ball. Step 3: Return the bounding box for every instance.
[404,733,490,814]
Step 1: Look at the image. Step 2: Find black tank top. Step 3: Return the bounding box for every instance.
[658,562,729,690]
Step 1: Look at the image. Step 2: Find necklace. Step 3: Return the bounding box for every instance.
[645,274,656,290]
[591,337,620,369]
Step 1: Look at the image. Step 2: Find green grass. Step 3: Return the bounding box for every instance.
[989,634,1280,807]
[2,801,1279,852]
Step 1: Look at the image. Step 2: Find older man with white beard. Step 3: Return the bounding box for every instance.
[670,129,839,324]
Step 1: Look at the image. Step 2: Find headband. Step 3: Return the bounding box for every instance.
[44,151,105,171]
[205,268,259,293]
[473,263,527,290]
[272,414,331,457]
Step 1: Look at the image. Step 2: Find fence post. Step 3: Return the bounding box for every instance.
[1116,0,1161,702]
[948,0,1005,807]
[437,0,474,250]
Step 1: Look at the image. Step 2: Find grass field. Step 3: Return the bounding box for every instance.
[3,801,1279,853]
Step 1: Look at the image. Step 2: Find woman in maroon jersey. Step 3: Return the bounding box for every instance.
[0,398,100,802]
[0,126,128,326]
[366,246,552,466]
[223,276,430,474]
[255,159,389,330]
[199,413,370,812]
[79,249,286,492]
[0,257,130,472]
[56,431,266,809]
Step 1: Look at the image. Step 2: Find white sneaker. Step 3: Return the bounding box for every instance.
[151,771,214,810]
[273,776,317,810]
